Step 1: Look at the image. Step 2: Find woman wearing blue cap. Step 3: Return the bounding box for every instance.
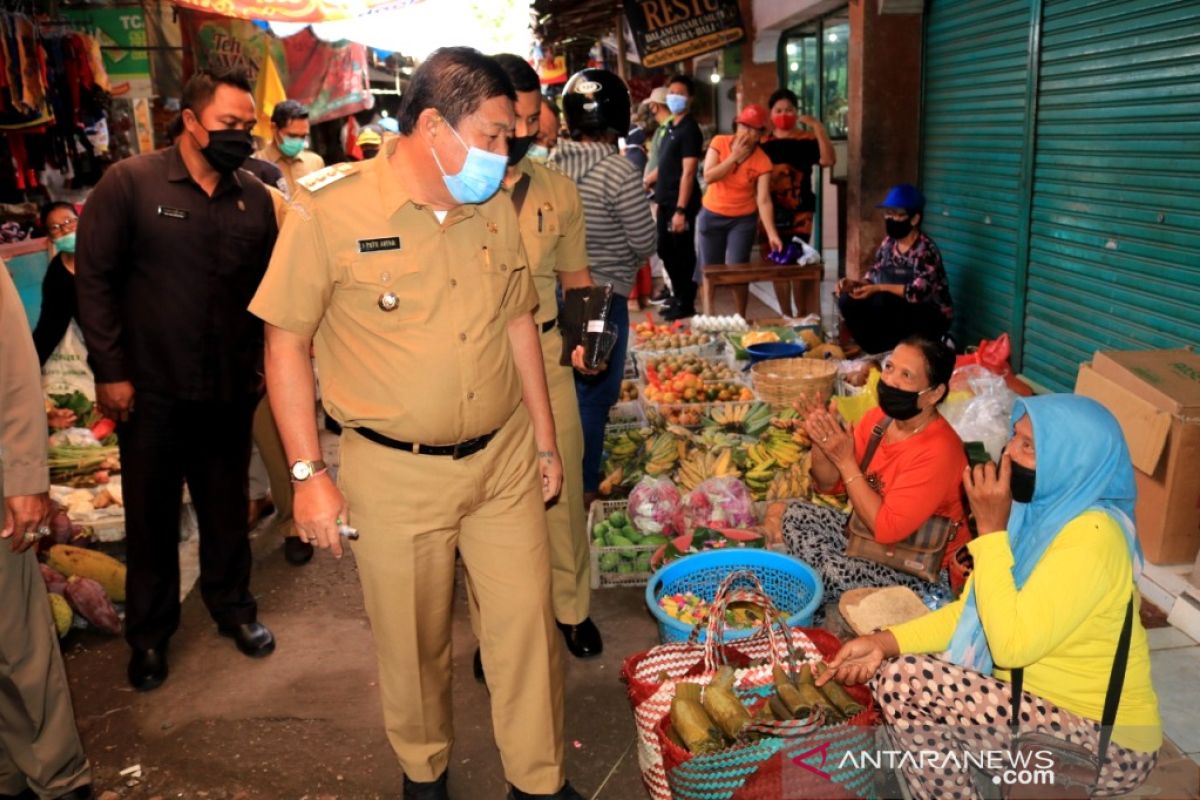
[819,395,1162,800]
[836,183,953,354]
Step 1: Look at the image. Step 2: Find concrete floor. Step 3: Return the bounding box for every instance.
[65,536,660,799]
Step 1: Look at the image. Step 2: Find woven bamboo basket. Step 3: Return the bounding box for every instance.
[750,357,838,407]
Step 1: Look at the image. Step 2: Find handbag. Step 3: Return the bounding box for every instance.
[1003,596,1134,799]
[843,417,959,583]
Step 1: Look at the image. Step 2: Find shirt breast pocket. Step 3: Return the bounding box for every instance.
[344,253,425,324]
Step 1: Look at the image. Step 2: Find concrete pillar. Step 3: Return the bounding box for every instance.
[845,2,923,277]
[736,0,781,115]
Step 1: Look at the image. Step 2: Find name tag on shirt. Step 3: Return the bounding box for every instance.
[358,236,401,253]
[158,206,189,220]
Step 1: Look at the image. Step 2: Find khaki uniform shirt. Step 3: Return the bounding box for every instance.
[503,159,588,325]
[0,263,49,496]
[255,141,325,199]
[249,138,538,445]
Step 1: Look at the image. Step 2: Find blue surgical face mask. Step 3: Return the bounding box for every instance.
[527,143,550,164]
[431,122,508,205]
[278,136,306,158]
[666,93,688,115]
[54,231,77,254]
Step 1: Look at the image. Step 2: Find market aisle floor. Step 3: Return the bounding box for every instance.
[64,534,661,798]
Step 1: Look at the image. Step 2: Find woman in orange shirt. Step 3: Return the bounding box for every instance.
[696,104,783,316]
[785,336,967,615]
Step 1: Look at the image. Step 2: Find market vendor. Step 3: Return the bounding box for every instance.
[32,202,80,366]
[250,48,583,800]
[836,184,953,354]
[784,336,967,610]
[254,99,325,199]
[820,395,1162,800]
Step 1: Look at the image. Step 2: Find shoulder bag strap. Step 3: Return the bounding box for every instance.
[1010,594,1135,776]
[858,417,893,473]
[509,172,532,216]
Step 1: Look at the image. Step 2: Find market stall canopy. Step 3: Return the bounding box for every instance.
[172,0,420,24]
[533,0,618,45]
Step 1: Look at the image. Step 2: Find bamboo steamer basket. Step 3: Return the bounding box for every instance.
[750,357,838,407]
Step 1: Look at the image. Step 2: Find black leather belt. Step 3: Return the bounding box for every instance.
[540,317,558,333]
[353,425,498,459]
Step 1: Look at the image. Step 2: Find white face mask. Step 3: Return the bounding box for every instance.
[527,143,551,164]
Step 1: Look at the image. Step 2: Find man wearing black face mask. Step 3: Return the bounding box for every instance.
[835,183,954,354]
[75,68,279,691]
[483,53,602,666]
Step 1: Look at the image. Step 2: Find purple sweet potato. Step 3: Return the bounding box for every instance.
[64,576,122,634]
[40,563,68,594]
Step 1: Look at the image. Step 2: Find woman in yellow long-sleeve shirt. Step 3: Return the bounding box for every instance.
[820,395,1161,799]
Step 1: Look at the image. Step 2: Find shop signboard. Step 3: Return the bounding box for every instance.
[63,8,153,97]
[622,0,745,68]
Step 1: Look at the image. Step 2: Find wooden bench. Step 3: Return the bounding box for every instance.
[699,262,823,319]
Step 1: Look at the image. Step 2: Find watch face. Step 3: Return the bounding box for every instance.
[291,462,312,481]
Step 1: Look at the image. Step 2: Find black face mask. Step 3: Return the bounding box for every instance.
[1010,461,1037,503]
[885,217,914,240]
[507,134,536,166]
[199,129,254,174]
[877,380,928,421]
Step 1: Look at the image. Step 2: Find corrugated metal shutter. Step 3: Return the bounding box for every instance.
[1022,0,1200,390]
[920,0,1035,348]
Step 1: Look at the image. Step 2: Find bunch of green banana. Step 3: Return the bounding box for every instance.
[642,429,682,477]
[742,442,779,500]
[703,401,774,437]
[760,427,805,467]
[600,427,649,496]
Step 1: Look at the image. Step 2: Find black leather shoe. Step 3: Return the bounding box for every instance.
[218,622,276,657]
[128,646,168,691]
[283,535,314,565]
[557,618,603,658]
[403,772,448,800]
[472,647,485,684]
[508,781,585,800]
[661,305,695,321]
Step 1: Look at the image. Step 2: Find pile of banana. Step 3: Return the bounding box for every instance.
[676,447,740,493]
[702,401,774,437]
[642,429,685,478]
[765,460,812,501]
[668,662,866,755]
[742,432,806,500]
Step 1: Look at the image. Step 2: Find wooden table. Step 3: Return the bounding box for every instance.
[699,262,823,319]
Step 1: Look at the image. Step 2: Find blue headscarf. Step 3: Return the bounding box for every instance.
[945,394,1143,674]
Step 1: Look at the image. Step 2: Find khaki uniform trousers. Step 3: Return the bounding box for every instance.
[251,393,294,538]
[0,477,91,797]
[341,404,565,792]
[467,329,590,636]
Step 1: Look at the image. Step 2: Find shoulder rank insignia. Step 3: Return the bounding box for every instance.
[297,163,356,193]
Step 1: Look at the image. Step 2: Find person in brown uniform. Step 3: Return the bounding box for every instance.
[254,99,325,199]
[249,48,583,800]
[0,265,93,799]
[463,54,599,677]
[75,69,279,691]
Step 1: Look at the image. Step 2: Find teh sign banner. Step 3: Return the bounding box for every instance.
[622,0,745,68]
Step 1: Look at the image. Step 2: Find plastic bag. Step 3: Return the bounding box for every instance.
[628,476,682,536]
[833,368,881,425]
[675,477,756,535]
[941,365,1019,461]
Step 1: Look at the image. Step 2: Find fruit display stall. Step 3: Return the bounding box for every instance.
[593,317,861,591]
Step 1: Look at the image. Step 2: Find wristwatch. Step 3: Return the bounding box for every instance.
[289,459,327,482]
[674,207,686,216]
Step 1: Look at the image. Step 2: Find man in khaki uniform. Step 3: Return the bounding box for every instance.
[250,48,583,800]
[0,265,92,799]
[485,54,599,664]
[255,99,325,198]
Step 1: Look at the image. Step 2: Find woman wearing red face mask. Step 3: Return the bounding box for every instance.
[760,89,835,315]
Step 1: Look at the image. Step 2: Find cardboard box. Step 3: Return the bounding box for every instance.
[1075,348,1200,565]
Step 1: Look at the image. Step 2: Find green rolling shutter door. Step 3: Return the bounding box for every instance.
[1022,0,1200,391]
[920,0,1035,349]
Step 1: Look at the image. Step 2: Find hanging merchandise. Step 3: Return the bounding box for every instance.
[181,10,373,125]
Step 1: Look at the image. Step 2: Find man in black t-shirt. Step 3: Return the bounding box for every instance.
[644,74,702,319]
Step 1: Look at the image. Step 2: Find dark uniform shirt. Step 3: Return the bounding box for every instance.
[653,114,703,212]
[75,145,278,402]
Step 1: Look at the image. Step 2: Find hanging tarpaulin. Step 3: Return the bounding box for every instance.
[172,0,418,24]
[179,10,372,124]
[621,0,745,68]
